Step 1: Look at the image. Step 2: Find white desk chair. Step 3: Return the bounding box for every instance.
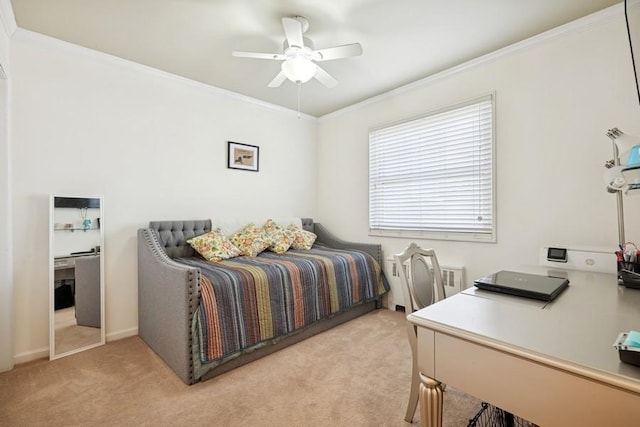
[394,242,447,423]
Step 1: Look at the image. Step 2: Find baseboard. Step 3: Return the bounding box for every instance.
[12,327,138,366]
[14,347,49,365]
[106,327,138,342]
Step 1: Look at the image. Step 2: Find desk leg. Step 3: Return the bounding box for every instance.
[419,372,443,427]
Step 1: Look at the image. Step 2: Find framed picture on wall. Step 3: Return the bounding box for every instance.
[227,141,259,172]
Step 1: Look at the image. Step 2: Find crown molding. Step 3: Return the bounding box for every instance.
[319,3,623,121]
[0,0,16,37]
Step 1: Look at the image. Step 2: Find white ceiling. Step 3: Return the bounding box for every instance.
[10,0,621,117]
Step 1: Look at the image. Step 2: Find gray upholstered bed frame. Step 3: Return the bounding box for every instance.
[137,218,385,384]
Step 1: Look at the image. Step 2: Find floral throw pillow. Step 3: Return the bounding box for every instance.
[287,224,317,250]
[186,228,240,262]
[230,223,270,257]
[262,219,295,254]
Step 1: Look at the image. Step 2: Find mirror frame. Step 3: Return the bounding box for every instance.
[49,194,105,359]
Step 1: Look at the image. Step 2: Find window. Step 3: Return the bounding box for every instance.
[369,94,495,242]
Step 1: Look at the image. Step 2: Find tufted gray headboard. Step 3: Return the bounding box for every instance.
[301,218,314,232]
[149,218,315,259]
[149,220,212,259]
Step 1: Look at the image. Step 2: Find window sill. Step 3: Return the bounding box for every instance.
[369,229,496,243]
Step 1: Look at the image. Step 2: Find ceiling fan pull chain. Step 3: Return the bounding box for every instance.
[297,82,302,119]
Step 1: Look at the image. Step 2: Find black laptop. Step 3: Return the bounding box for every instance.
[473,270,569,302]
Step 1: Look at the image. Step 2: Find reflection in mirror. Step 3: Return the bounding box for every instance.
[49,195,105,359]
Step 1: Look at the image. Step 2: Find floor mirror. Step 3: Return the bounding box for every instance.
[49,195,105,359]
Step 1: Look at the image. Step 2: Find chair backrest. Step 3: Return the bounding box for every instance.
[394,243,446,312]
[75,255,101,328]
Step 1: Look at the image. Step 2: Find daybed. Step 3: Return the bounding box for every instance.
[137,218,389,384]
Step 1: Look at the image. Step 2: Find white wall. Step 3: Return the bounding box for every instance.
[8,3,638,364]
[10,30,318,362]
[0,0,14,372]
[317,6,640,309]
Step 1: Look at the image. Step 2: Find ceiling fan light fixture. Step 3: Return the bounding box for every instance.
[281,58,317,84]
[233,15,362,89]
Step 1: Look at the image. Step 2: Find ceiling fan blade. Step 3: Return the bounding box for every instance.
[268,71,288,88]
[232,51,285,60]
[282,17,304,48]
[314,43,363,61]
[314,66,338,88]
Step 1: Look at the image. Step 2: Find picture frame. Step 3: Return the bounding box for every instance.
[227,141,259,172]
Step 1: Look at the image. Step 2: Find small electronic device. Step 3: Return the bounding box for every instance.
[546,247,568,263]
[54,197,100,209]
[614,331,640,367]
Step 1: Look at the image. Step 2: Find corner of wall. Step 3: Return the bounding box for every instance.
[0,0,15,373]
[0,0,17,37]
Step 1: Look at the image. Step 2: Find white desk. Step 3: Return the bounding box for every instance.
[407,267,640,427]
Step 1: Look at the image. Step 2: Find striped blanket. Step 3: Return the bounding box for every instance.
[176,245,388,364]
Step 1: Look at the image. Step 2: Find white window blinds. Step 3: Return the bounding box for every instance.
[369,95,495,241]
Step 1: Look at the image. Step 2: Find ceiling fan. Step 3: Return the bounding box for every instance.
[232,16,363,88]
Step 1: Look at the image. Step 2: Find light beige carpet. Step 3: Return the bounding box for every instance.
[54,306,102,355]
[0,309,481,426]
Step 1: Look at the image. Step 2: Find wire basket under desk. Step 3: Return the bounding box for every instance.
[468,402,537,427]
